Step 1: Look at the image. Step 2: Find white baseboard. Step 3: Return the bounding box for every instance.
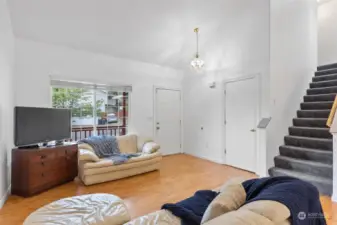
[185,152,223,164]
[332,193,337,203]
[0,185,11,209]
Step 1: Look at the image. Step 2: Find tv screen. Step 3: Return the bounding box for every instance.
[15,107,71,146]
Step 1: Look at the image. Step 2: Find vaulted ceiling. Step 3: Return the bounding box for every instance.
[8,0,268,70]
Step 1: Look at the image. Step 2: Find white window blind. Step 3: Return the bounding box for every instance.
[50,80,132,92]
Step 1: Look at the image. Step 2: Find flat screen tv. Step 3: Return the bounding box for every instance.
[15,107,71,147]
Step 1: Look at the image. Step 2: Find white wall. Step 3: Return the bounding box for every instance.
[318,0,337,65]
[183,0,270,171]
[14,38,183,140]
[0,0,15,208]
[267,0,318,170]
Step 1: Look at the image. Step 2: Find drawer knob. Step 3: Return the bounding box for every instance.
[40,155,47,159]
[41,162,45,166]
[41,173,45,177]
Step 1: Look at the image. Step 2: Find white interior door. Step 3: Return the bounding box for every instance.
[225,77,258,172]
[155,88,181,155]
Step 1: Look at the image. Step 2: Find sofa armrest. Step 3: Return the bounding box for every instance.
[142,141,161,154]
[78,149,100,162]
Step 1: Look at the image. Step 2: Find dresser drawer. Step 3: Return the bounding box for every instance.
[28,152,57,164]
[29,170,58,188]
[29,159,59,174]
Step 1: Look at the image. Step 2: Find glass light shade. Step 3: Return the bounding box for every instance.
[190,57,205,69]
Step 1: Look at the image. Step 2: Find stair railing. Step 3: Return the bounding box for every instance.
[327,95,337,127]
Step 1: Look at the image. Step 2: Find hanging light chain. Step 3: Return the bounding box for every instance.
[194,28,199,58]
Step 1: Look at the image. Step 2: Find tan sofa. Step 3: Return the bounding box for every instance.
[78,134,162,185]
[125,178,291,225]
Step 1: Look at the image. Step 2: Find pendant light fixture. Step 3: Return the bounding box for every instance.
[191,28,205,69]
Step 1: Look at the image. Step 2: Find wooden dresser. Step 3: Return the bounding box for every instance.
[11,144,78,197]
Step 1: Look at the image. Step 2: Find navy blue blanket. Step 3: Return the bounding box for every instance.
[243,176,326,225]
[162,190,218,225]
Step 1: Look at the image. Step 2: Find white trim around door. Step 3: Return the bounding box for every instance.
[222,74,261,174]
[153,86,183,155]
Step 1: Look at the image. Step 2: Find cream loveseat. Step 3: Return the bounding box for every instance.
[78,134,162,185]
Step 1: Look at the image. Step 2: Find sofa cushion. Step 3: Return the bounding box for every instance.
[78,149,100,162]
[117,134,138,153]
[78,143,94,152]
[81,162,161,186]
[203,209,274,225]
[82,155,162,176]
[82,152,162,169]
[142,142,160,154]
[240,200,290,223]
[201,179,246,224]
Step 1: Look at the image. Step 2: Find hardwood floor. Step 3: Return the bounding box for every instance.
[0,154,336,224]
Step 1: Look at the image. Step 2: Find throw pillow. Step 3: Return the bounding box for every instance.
[78,149,100,162]
[142,142,160,154]
[201,181,246,224]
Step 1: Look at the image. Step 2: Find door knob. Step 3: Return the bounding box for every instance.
[156,127,160,130]
[250,129,256,132]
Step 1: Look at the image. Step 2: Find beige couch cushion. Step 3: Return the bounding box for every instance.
[201,179,247,224]
[78,143,94,151]
[82,155,162,176]
[81,162,161,186]
[79,149,100,162]
[23,194,130,225]
[240,200,290,224]
[204,209,274,225]
[117,134,138,153]
[142,142,160,154]
[82,152,162,169]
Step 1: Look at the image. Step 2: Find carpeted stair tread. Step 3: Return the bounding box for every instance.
[300,101,333,110]
[304,93,336,102]
[279,145,333,164]
[313,73,337,82]
[307,86,337,95]
[310,79,337,88]
[318,63,337,71]
[297,110,330,118]
[268,167,332,195]
[293,118,328,128]
[288,126,331,138]
[274,155,332,178]
[315,68,337,76]
[270,63,336,196]
[284,135,332,150]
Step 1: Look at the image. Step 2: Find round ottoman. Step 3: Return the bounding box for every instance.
[24,194,130,225]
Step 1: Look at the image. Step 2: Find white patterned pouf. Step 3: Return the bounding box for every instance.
[23,194,130,225]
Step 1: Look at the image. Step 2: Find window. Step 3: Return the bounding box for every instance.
[51,80,131,141]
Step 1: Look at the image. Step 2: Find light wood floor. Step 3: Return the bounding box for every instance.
[0,154,336,224]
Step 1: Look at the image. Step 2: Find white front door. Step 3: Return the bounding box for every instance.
[225,76,258,172]
[155,88,181,155]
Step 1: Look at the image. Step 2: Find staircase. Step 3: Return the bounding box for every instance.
[269,62,337,196]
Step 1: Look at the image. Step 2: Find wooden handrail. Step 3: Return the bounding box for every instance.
[326,95,337,127]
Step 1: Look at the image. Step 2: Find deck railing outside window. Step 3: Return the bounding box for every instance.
[51,80,131,141]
